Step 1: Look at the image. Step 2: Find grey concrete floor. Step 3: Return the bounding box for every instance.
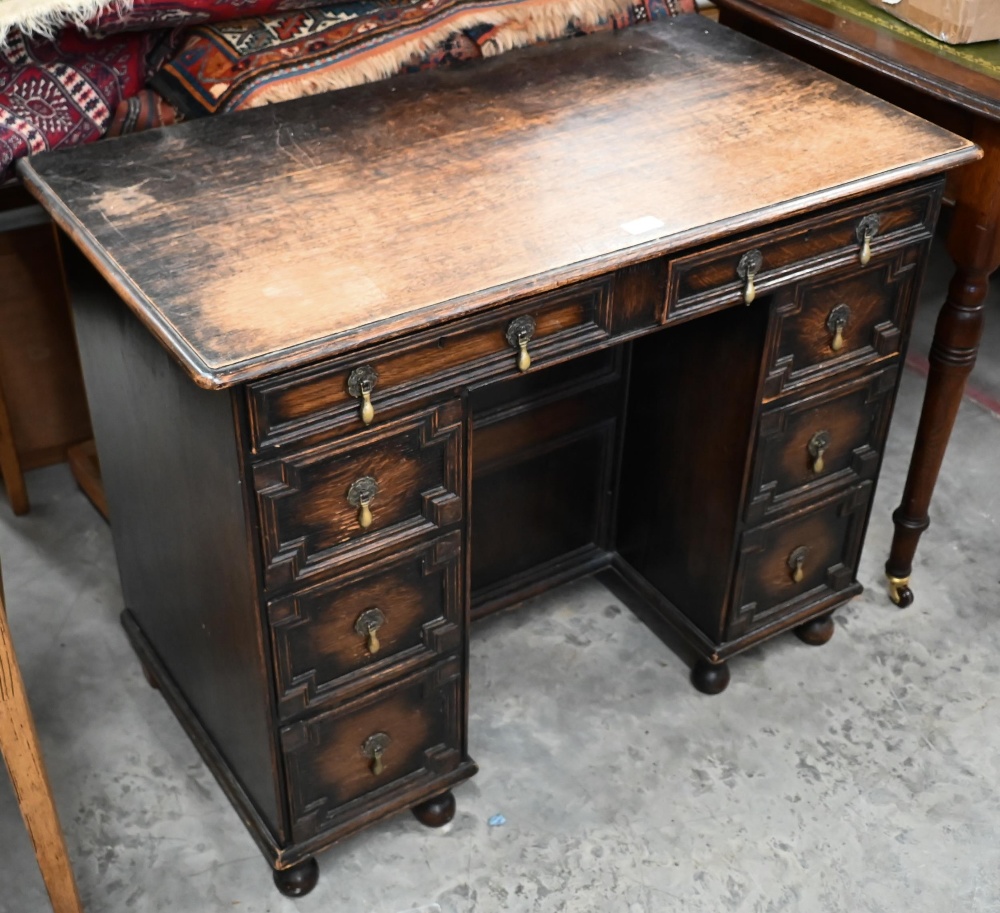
[1,237,999,912]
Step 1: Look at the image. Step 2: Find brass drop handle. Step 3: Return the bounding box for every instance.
[506,315,536,373]
[359,386,375,425]
[788,546,809,584]
[362,732,390,777]
[346,476,379,530]
[355,607,385,655]
[347,365,379,426]
[516,336,531,371]
[807,430,831,474]
[826,304,851,353]
[859,233,872,267]
[737,249,763,305]
[856,213,880,267]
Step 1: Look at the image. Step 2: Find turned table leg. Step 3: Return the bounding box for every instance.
[0,570,84,913]
[887,119,1000,606]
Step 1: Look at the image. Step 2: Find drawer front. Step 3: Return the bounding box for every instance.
[254,400,463,590]
[746,368,896,523]
[248,278,613,451]
[664,182,938,324]
[280,658,465,844]
[269,533,463,719]
[728,484,872,640]
[762,244,923,399]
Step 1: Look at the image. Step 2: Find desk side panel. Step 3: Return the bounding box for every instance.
[616,302,770,643]
[64,245,284,841]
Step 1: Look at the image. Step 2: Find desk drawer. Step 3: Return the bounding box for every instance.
[761,246,924,399]
[746,368,896,523]
[664,183,937,324]
[280,658,465,844]
[248,278,613,451]
[727,484,871,640]
[269,533,463,719]
[254,400,463,590]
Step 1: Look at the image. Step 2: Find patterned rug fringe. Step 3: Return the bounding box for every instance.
[249,0,637,108]
[0,0,128,45]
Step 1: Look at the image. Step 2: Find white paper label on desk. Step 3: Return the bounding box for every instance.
[620,216,665,235]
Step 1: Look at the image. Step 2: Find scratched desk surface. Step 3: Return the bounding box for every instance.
[20,16,976,388]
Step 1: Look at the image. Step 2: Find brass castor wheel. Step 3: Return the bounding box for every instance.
[273,857,319,897]
[140,663,160,690]
[691,659,730,695]
[412,790,456,828]
[794,613,835,646]
[888,575,914,608]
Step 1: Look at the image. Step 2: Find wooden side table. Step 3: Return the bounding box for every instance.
[0,564,84,912]
[711,0,1000,606]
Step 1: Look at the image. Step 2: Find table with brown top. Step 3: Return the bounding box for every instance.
[711,0,1000,608]
[17,16,977,897]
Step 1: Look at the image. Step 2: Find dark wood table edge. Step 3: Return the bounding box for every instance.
[713,0,1000,120]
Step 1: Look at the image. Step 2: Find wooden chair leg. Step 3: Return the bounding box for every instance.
[0,367,29,515]
[0,574,84,913]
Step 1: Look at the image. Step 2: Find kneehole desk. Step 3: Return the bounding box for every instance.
[19,16,977,896]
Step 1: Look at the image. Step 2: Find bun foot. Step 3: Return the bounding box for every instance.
[412,790,456,828]
[887,575,914,608]
[273,857,319,897]
[691,659,730,695]
[794,613,835,646]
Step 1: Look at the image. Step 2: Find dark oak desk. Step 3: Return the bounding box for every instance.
[19,17,976,897]
[712,0,1000,608]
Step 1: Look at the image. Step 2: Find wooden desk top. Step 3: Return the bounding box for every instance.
[712,0,1000,119]
[20,16,976,389]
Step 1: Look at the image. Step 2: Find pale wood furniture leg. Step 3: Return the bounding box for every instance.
[886,119,1000,605]
[0,571,84,913]
[0,355,29,515]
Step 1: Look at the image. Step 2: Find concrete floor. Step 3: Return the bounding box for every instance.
[1,235,999,912]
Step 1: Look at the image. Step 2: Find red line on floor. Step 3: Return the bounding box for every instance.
[905,352,1000,419]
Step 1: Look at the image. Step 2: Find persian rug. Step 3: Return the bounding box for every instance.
[0,0,317,182]
[86,0,326,35]
[0,25,171,181]
[151,0,694,117]
[0,0,119,45]
[105,82,178,132]
[0,0,327,42]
